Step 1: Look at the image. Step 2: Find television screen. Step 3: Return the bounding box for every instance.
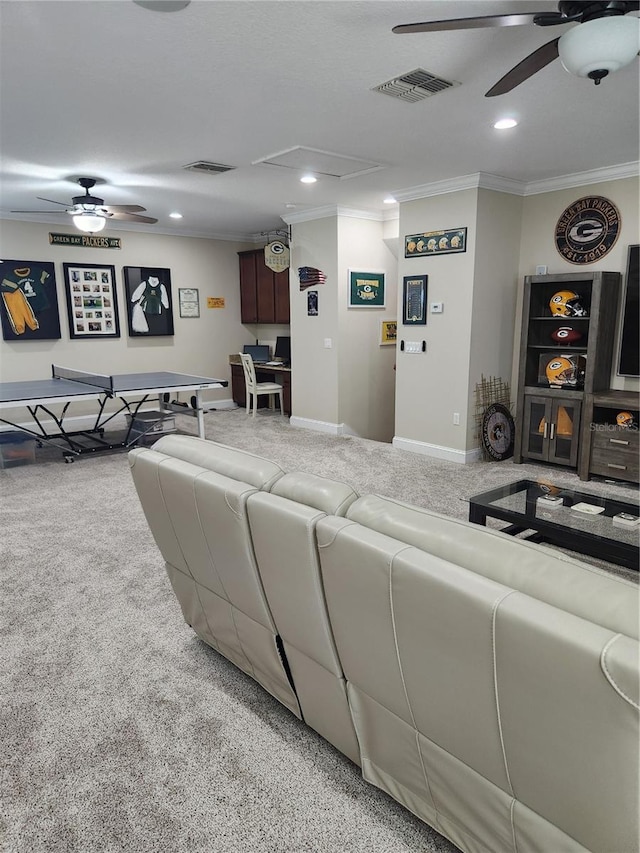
[274,336,291,363]
[243,344,270,362]
[618,244,639,377]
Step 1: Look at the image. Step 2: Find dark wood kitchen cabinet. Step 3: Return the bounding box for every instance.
[238,248,290,324]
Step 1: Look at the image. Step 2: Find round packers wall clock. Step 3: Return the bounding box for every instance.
[555,196,621,265]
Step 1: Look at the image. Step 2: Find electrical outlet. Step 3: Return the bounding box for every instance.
[453,412,460,425]
[323,338,332,349]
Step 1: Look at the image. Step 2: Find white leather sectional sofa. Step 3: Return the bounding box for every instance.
[129,435,639,853]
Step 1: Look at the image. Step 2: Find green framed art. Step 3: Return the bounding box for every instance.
[348,270,385,308]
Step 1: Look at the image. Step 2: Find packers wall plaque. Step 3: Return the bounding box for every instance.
[554,196,620,265]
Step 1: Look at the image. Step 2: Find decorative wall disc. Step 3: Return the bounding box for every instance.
[481,403,515,461]
[555,196,620,265]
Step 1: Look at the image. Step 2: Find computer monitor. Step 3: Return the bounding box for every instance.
[243,344,270,363]
[274,336,291,363]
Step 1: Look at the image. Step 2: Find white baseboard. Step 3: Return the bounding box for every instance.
[392,435,481,464]
[202,398,237,411]
[290,416,352,436]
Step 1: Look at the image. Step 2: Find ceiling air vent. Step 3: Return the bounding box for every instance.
[373,68,459,102]
[183,161,235,175]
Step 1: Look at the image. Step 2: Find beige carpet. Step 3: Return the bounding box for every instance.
[1,408,637,853]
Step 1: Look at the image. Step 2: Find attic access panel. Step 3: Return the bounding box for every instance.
[253,146,384,180]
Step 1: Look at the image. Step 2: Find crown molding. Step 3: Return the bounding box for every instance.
[523,161,639,195]
[392,172,525,202]
[282,204,385,225]
[0,213,256,242]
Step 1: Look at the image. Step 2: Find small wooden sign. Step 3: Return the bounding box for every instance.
[207,297,225,309]
[49,232,122,249]
[264,241,290,272]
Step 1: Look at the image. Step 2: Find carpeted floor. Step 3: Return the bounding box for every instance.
[1,408,637,853]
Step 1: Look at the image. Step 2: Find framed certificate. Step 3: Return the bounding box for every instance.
[178,287,200,318]
[402,275,427,325]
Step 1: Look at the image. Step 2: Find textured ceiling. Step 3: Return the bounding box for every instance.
[0,0,638,240]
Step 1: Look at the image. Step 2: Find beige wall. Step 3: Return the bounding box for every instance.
[394,189,478,457]
[337,216,397,442]
[0,220,254,417]
[289,214,397,441]
[289,217,340,426]
[468,190,524,446]
[515,176,639,395]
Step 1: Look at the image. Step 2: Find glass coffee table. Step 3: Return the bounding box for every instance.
[468,479,639,571]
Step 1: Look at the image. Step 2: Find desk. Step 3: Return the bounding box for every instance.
[230,361,291,415]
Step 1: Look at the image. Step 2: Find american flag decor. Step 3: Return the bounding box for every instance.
[298,266,327,291]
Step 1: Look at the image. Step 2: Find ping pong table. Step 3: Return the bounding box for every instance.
[0,365,228,461]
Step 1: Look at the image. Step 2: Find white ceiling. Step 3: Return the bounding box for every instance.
[1,0,638,241]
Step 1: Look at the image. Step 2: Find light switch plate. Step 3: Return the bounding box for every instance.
[430,302,443,314]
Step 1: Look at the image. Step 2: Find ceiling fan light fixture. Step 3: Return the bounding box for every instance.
[73,212,107,233]
[558,16,640,82]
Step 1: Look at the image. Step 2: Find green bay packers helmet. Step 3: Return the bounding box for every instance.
[545,355,586,387]
[549,290,588,317]
[616,411,635,428]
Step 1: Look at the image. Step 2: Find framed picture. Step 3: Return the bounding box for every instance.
[178,287,200,318]
[402,275,428,325]
[0,259,61,341]
[63,263,120,339]
[307,290,318,316]
[405,228,467,258]
[380,320,397,346]
[123,266,174,337]
[348,270,385,308]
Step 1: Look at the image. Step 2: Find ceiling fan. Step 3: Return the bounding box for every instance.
[393,1,640,97]
[11,177,158,233]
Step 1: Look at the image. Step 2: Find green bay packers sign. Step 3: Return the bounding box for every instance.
[555,196,620,265]
[49,232,121,249]
[264,240,289,273]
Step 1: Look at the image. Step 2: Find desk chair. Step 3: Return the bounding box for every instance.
[239,353,285,418]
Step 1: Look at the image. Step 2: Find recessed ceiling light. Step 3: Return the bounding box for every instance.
[494,118,518,130]
[300,174,317,184]
[285,203,297,209]
[383,196,397,204]
[169,212,183,219]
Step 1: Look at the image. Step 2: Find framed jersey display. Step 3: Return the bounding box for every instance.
[123,266,174,337]
[0,259,61,341]
[63,263,120,339]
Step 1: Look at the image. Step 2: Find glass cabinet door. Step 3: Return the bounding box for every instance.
[523,396,551,461]
[549,399,581,467]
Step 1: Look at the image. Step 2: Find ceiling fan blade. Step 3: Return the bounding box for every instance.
[485,37,560,97]
[393,13,542,34]
[103,204,147,213]
[36,196,70,206]
[11,209,67,214]
[107,211,158,224]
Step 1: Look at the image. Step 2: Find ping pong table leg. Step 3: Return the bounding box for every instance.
[195,390,205,438]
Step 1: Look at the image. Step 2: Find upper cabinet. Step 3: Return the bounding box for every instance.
[238,248,290,325]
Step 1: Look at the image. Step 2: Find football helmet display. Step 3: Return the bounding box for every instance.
[549,291,588,317]
[616,411,636,428]
[545,354,586,387]
[550,325,583,344]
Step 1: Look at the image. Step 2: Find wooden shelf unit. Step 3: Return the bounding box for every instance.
[514,271,623,477]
